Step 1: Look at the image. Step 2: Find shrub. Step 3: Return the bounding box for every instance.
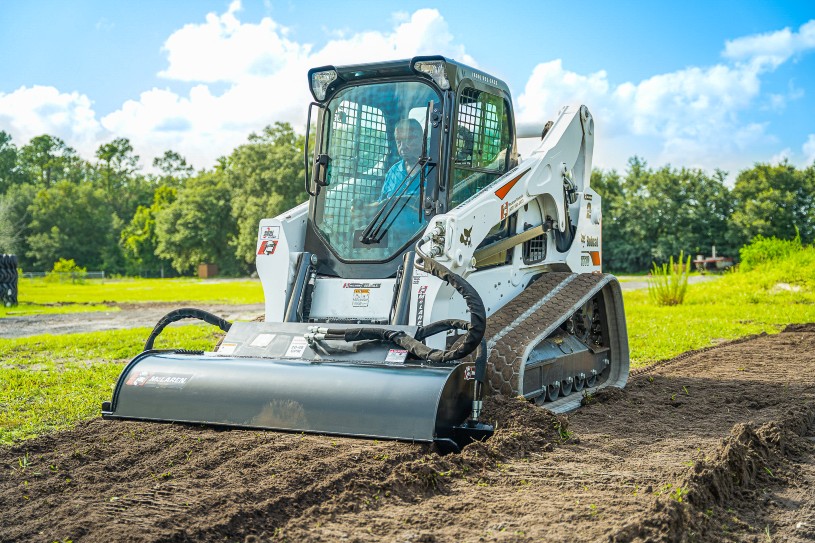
[45,258,88,284]
[647,252,691,306]
[739,230,803,271]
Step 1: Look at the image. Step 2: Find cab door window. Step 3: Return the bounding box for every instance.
[449,87,511,208]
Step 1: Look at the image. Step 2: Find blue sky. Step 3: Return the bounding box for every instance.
[1,0,813,177]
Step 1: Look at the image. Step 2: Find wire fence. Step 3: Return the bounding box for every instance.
[21,271,106,280]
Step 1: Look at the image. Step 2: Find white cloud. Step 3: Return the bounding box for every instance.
[0,86,105,157]
[159,0,309,83]
[95,18,115,32]
[103,4,475,171]
[723,20,815,69]
[804,135,815,166]
[516,57,771,172]
[516,60,611,128]
[5,4,814,178]
[515,22,815,173]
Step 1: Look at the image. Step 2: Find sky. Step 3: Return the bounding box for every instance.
[1,0,814,179]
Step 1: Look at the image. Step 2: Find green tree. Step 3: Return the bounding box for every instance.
[154,171,238,274]
[0,131,24,194]
[593,157,735,272]
[731,161,815,245]
[152,150,194,187]
[120,186,177,276]
[225,122,307,265]
[25,181,115,270]
[94,137,151,220]
[18,135,84,186]
[0,183,37,263]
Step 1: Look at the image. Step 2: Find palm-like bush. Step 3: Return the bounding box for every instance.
[647,252,691,306]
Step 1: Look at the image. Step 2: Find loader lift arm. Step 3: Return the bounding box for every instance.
[419,104,594,273]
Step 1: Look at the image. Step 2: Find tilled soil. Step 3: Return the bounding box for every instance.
[1,325,814,542]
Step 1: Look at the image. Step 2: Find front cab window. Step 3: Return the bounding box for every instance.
[313,81,439,262]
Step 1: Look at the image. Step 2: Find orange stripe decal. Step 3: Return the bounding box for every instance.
[589,251,601,266]
[494,168,530,200]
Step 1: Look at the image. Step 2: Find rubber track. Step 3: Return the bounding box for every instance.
[483,272,611,398]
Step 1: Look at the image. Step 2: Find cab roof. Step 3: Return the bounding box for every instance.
[308,55,512,102]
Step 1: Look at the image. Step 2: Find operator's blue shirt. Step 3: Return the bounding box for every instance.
[377,159,425,239]
[380,160,421,199]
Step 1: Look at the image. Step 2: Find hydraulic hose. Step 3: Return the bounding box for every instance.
[318,244,486,363]
[143,308,232,351]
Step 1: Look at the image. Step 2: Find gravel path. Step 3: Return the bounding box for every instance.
[0,303,265,339]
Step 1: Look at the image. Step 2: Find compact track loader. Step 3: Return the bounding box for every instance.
[103,56,629,452]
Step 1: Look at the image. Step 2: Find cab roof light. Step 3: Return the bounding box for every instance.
[311,69,338,101]
[413,60,450,90]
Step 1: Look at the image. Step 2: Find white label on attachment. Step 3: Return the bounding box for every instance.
[217,343,237,355]
[285,336,309,358]
[250,333,275,347]
[385,349,408,364]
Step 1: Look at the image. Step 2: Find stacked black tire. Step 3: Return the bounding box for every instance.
[1,254,18,307]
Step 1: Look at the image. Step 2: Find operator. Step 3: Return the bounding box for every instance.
[352,118,426,246]
[380,118,424,200]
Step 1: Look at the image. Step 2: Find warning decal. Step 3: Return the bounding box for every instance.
[250,334,276,347]
[352,289,370,307]
[285,336,309,358]
[257,240,278,255]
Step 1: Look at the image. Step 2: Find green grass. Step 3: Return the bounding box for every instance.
[1,277,263,317]
[625,246,815,366]
[0,325,224,445]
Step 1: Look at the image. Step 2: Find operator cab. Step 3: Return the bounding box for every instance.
[304,56,518,279]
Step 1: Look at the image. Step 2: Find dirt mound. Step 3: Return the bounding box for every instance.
[2,326,815,542]
[783,322,815,333]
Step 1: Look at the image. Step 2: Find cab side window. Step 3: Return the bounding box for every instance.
[449,87,511,208]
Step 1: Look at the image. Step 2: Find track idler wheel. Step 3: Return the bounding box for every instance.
[560,376,573,396]
[586,369,598,388]
[573,373,586,392]
[546,381,560,401]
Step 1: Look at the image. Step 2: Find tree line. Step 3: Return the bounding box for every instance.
[593,157,815,271]
[0,124,307,276]
[0,126,813,275]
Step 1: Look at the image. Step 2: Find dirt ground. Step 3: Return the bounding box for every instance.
[1,324,814,542]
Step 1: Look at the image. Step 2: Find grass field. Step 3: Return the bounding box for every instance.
[1,277,264,317]
[1,246,813,445]
[0,325,223,444]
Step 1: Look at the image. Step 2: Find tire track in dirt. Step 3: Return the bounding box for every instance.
[1,325,814,542]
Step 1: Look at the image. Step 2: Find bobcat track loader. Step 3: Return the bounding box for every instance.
[103,56,629,452]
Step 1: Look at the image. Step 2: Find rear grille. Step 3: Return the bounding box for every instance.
[523,233,547,264]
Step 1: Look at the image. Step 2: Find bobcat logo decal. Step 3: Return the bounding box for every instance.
[460,226,473,247]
